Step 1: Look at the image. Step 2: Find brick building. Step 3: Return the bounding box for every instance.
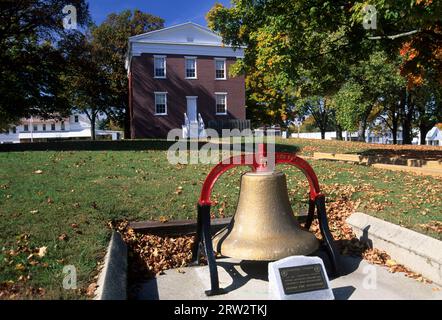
[126,22,247,138]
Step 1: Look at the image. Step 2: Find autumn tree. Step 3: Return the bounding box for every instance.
[351,0,442,144]
[208,0,441,143]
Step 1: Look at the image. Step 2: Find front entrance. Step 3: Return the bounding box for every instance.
[186,96,198,123]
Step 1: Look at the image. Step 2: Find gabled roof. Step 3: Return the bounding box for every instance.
[426,126,442,140]
[129,22,225,46]
[126,22,245,71]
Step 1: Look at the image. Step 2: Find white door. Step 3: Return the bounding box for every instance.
[186,96,197,123]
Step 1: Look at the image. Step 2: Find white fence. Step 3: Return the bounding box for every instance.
[291,131,358,141]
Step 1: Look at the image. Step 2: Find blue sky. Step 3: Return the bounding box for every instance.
[88,0,231,26]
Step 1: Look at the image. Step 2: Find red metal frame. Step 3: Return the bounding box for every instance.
[198,144,323,206]
[194,143,340,295]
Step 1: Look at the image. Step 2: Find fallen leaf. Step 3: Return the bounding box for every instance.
[15,263,25,271]
[30,210,39,214]
[34,170,43,174]
[37,246,47,258]
[86,282,98,297]
[58,233,69,241]
[159,216,168,223]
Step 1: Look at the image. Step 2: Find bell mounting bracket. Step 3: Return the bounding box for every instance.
[191,142,340,296]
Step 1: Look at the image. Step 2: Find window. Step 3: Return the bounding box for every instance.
[154,92,167,115]
[33,124,38,131]
[23,125,29,132]
[42,124,46,131]
[215,58,226,80]
[61,121,65,131]
[215,93,227,115]
[74,115,79,123]
[154,55,166,78]
[12,127,16,134]
[185,57,197,79]
[51,123,55,131]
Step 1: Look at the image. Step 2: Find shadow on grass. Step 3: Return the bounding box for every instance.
[359,148,442,162]
[0,140,300,154]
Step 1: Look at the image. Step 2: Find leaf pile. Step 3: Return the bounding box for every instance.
[418,221,442,234]
[108,220,196,294]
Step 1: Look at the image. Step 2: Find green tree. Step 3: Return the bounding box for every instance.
[90,10,164,138]
[332,51,405,142]
[0,0,90,129]
[207,1,370,130]
[60,32,111,140]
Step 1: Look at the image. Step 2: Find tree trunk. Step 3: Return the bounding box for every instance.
[91,112,96,140]
[419,124,427,145]
[402,110,413,144]
[402,91,414,145]
[358,120,367,142]
[320,128,326,139]
[392,118,398,145]
[336,125,343,140]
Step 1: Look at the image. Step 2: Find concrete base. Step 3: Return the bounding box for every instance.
[95,231,127,300]
[133,256,442,300]
[347,212,442,286]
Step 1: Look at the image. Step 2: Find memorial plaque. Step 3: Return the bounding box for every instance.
[268,256,334,300]
[279,264,328,295]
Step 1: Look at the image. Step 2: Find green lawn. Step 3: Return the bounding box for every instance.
[0,139,441,299]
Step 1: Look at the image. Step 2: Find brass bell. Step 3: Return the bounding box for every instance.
[212,171,319,261]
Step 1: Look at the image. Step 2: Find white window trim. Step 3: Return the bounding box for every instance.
[215,92,228,115]
[154,92,168,115]
[153,55,167,79]
[184,56,198,79]
[214,58,227,80]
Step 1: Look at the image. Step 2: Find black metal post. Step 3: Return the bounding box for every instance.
[194,203,224,296]
[315,195,340,276]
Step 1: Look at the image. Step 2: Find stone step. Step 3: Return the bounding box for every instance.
[372,163,442,177]
[313,152,363,163]
[313,152,442,170]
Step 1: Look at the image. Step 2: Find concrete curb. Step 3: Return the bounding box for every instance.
[94,231,127,300]
[313,152,442,177]
[347,212,442,286]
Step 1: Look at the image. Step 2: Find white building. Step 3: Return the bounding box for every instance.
[292,129,422,144]
[426,125,442,146]
[0,113,121,144]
